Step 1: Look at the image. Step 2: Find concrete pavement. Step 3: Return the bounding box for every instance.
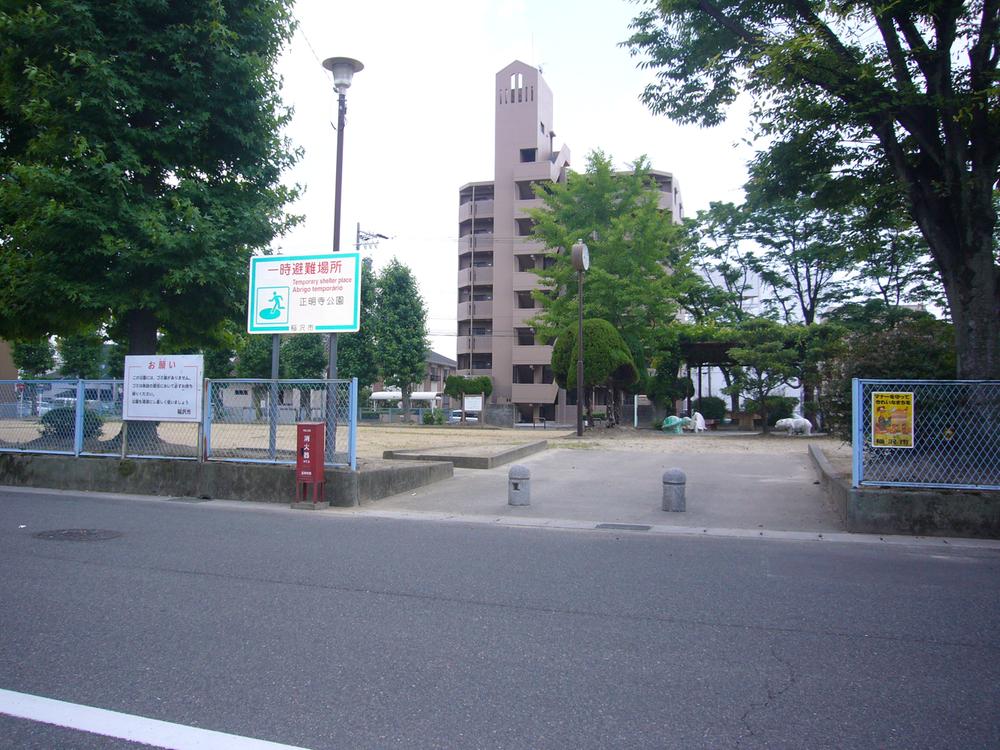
[369,444,844,531]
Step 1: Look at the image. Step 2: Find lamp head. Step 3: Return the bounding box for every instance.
[322,56,364,93]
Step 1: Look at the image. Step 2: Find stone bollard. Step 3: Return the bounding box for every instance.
[508,464,531,506]
[662,468,686,512]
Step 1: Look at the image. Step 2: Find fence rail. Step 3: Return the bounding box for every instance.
[852,379,1000,491]
[0,378,357,469]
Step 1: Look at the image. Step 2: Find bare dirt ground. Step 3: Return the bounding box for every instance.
[356,423,853,463]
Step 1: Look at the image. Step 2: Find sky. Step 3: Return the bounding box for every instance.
[273,0,758,359]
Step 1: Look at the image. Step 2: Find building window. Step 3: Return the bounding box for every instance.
[516,291,535,309]
[517,328,535,346]
[520,148,537,163]
[513,365,534,384]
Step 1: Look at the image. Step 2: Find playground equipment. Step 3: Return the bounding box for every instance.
[661,415,692,434]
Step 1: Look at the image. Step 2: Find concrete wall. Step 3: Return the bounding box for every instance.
[0,454,452,507]
[808,444,1000,538]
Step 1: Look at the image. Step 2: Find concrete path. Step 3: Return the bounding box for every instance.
[366,446,846,534]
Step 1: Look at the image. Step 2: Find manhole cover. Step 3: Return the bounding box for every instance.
[32,529,123,542]
[595,523,652,532]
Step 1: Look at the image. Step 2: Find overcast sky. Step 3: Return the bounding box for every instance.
[273,0,757,359]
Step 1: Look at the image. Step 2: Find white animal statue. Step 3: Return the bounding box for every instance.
[774,416,812,436]
[686,411,707,432]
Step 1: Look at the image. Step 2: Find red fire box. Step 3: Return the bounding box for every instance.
[295,422,325,504]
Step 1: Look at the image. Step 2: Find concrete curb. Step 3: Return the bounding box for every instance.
[382,440,548,469]
[808,444,1000,539]
[0,453,452,508]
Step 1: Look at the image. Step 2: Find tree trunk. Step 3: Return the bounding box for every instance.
[879,121,999,379]
[401,387,412,423]
[125,308,158,355]
[936,245,1000,380]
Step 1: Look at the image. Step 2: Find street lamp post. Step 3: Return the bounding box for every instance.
[322,55,363,464]
[571,240,590,437]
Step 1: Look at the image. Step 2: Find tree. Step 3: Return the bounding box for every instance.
[374,260,428,418]
[337,258,378,388]
[11,338,54,415]
[625,0,1000,378]
[725,319,803,433]
[444,374,493,422]
[11,339,54,377]
[529,151,691,368]
[551,319,639,426]
[819,310,955,440]
[0,1,299,356]
[281,334,326,420]
[742,187,850,326]
[685,202,759,325]
[57,332,105,378]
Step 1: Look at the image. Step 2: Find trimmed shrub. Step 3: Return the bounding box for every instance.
[744,396,798,426]
[692,396,726,421]
[40,406,105,439]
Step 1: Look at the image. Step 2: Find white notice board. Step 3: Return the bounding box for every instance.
[123,355,204,422]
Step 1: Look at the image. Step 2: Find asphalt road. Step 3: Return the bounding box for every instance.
[1,488,998,749]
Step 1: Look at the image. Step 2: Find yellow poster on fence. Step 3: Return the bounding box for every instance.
[871,392,914,448]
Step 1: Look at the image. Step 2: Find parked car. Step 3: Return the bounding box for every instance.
[447,410,478,424]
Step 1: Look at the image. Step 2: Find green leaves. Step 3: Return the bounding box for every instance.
[373,259,429,399]
[529,150,688,368]
[0,0,299,353]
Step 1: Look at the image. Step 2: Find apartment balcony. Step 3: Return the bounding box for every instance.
[469,368,494,379]
[512,271,542,292]
[511,383,559,404]
[512,160,557,182]
[512,307,542,327]
[458,234,494,254]
[513,197,544,217]
[457,301,493,321]
[512,345,553,366]
[456,336,494,356]
[457,266,494,288]
[458,199,494,223]
[512,238,546,255]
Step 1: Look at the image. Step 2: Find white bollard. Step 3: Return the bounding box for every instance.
[508,464,531,506]
[662,468,686,512]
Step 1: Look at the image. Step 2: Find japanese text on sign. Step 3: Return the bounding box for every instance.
[123,355,203,422]
[871,391,914,448]
[247,252,362,334]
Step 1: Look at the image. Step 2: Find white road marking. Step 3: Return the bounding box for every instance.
[0,688,311,750]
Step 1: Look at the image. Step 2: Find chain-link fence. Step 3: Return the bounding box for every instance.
[205,379,356,468]
[1,378,357,468]
[852,379,1000,490]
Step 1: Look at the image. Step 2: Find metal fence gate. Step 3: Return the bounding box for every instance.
[0,378,357,469]
[852,379,1000,491]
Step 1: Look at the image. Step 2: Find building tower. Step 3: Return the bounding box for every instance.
[457,61,682,424]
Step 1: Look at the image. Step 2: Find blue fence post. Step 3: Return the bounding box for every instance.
[202,380,213,460]
[851,378,863,487]
[349,378,358,471]
[73,380,85,456]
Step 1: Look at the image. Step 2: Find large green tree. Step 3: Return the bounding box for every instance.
[57,332,105,378]
[0,1,299,355]
[626,0,1000,379]
[337,258,378,388]
[374,260,428,418]
[11,338,54,377]
[725,319,804,433]
[529,151,692,366]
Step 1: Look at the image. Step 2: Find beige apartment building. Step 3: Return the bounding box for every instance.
[457,61,682,424]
